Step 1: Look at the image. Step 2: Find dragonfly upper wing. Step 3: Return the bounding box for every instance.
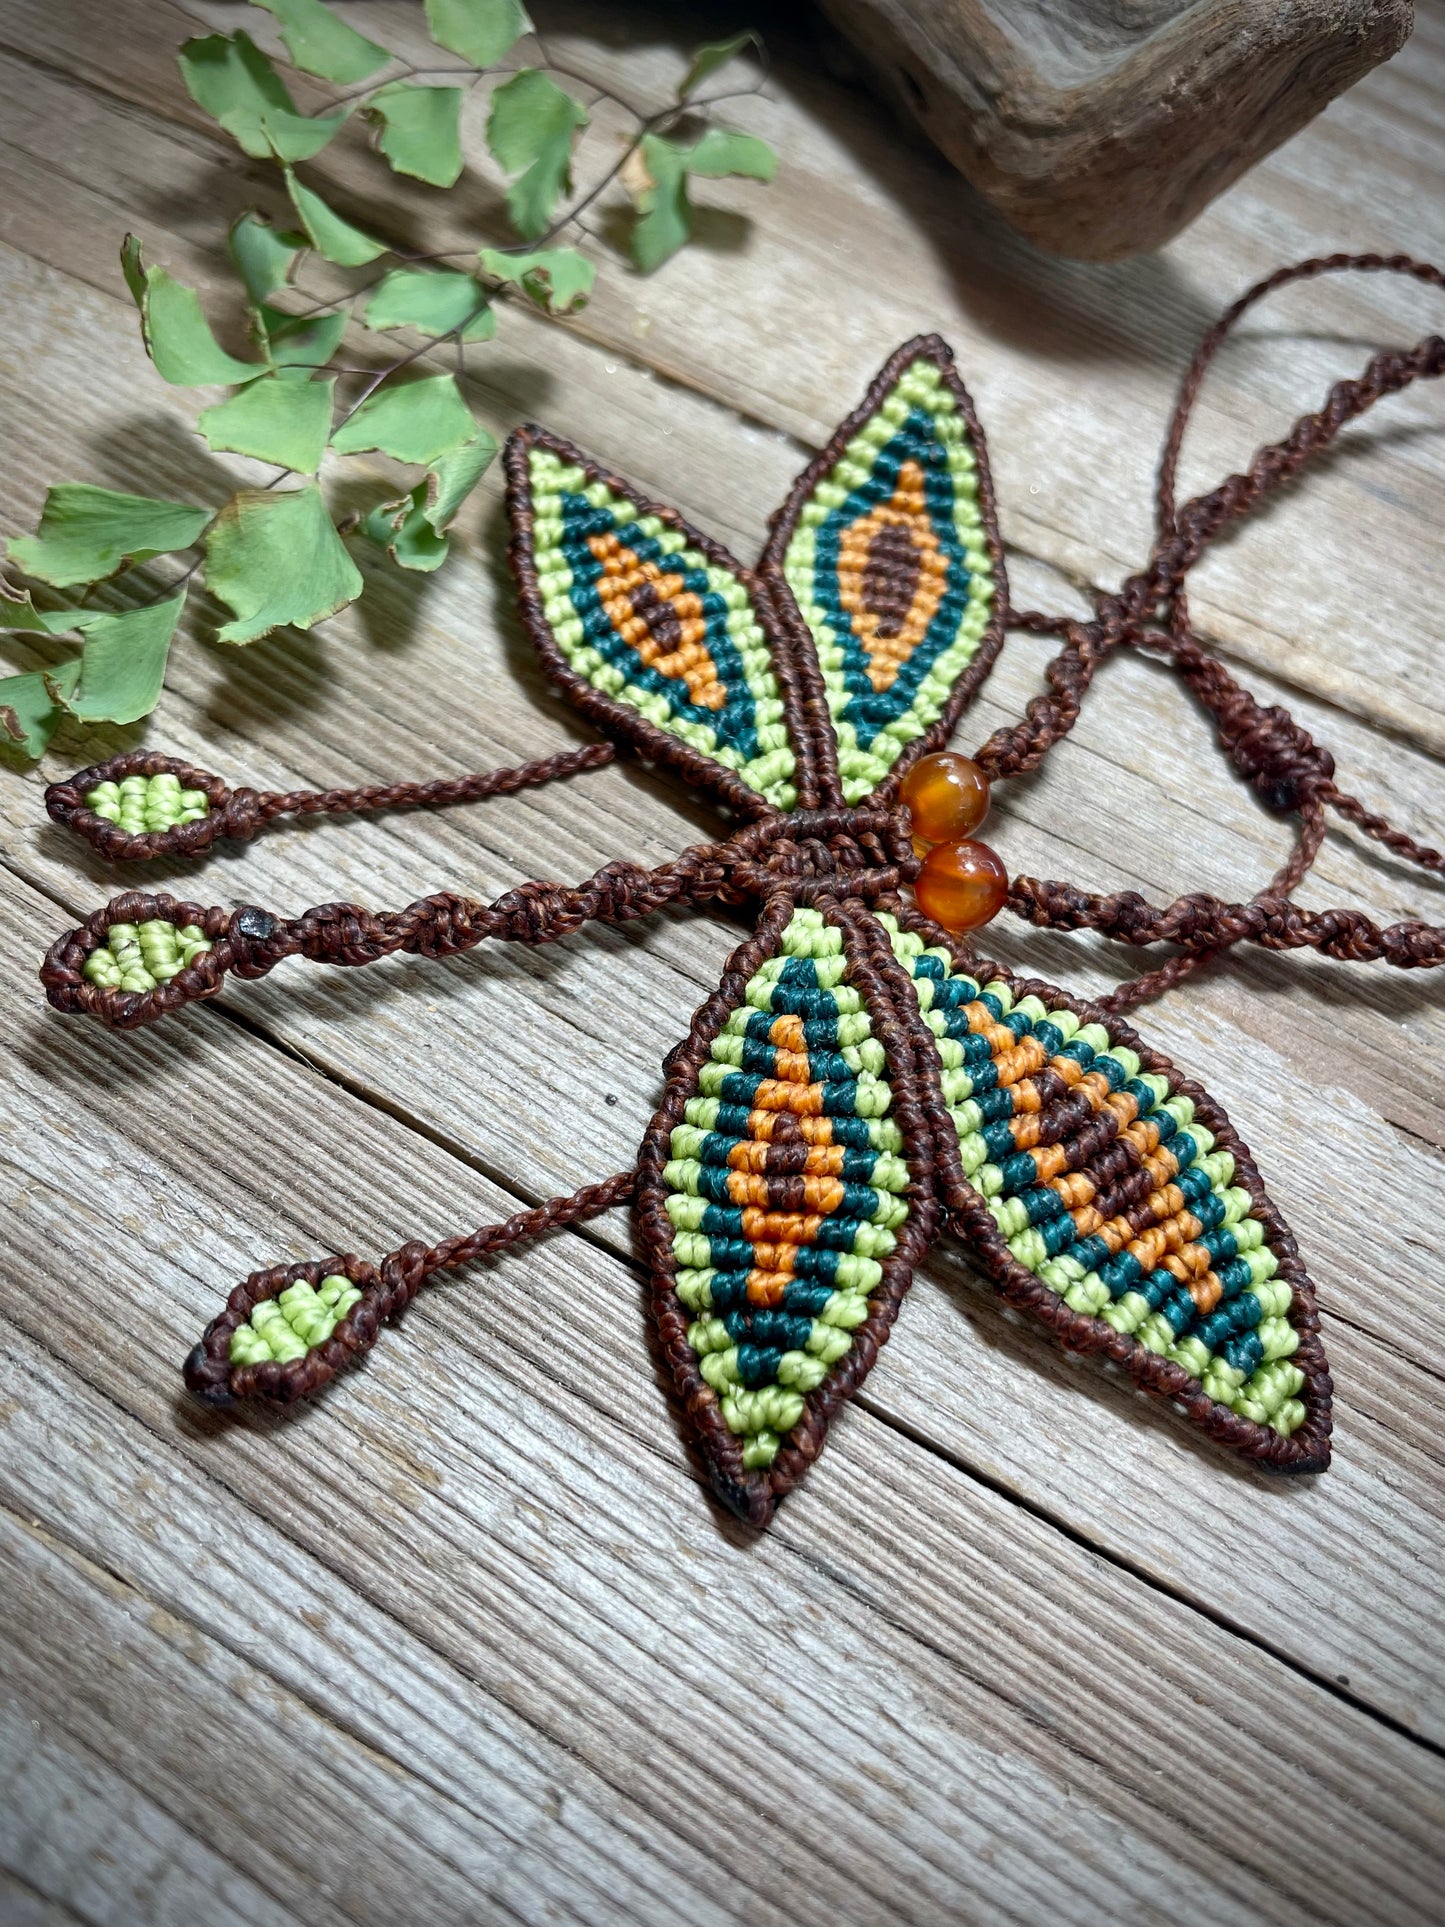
[506,425,829,816]
[760,336,1007,806]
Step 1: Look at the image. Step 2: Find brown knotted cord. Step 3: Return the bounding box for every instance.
[184,1168,638,1405]
[974,251,1445,1009]
[40,256,1445,1029]
[43,740,618,863]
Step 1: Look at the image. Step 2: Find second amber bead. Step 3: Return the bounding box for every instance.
[915,838,1009,933]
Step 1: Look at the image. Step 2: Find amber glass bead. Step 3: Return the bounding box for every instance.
[915,838,1009,933]
[899,752,990,846]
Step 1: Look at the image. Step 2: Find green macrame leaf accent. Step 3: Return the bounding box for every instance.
[778,344,996,802]
[230,1275,364,1365]
[663,907,911,1470]
[517,437,797,808]
[876,915,1312,1441]
[82,918,213,993]
[84,772,210,834]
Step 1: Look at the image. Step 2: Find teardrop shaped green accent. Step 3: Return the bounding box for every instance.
[82,919,213,992]
[84,771,210,833]
[229,1275,364,1366]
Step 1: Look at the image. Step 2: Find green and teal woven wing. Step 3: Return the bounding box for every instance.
[640,896,939,1525]
[884,912,1332,1471]
[505,426,811,817]
[643,896,1330,1523]
[759,336,1007,805]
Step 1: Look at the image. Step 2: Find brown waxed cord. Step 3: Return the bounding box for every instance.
[972,253,1445,1010]
[184,1168,637,1405]
[44,740,618,863]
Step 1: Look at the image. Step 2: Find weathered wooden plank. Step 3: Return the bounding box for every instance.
[4,9,1445,1911]
[0,1498,740,1927]
[0,1868,88,1927]
[2,855,1443,1925]
[812,0,1414,257]
[0,1685,306,1927]
[4,0,1444,747]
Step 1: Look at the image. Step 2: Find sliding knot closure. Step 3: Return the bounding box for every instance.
[1208,689,1336,812]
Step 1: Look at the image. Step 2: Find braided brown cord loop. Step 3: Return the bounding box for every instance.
[972,255,1445,999]
[1008,878,1445,970]
[42,806,922,1029]
[45,741,617,862]
[184,1169,637,1407]
[39,254,1445,1016]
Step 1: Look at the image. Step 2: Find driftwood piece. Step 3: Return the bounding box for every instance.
[815,0,1415,256]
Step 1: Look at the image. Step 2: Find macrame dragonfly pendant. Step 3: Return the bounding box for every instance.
[41,336,1332,1525]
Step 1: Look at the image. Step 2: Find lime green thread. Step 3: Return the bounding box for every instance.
[875,913,1306,1439]
[82,919,212,992]
[528,445,797,807]
[230,1275,363,1366]
[85,772,209,833]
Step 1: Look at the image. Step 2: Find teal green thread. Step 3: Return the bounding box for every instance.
[875,913,1306,1439]
[528,445,797,807]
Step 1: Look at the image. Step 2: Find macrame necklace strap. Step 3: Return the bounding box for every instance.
[36,249,1445,1032]
[39,808,921,1028]
[967,252,1445,1006]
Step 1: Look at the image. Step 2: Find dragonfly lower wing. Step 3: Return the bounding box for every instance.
[888,907,1332,1471]
[638,893,941,1523]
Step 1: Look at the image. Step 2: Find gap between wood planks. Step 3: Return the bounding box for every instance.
[4,842,1441,1781]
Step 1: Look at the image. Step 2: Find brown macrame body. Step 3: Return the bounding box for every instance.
[32,252,1443,1520]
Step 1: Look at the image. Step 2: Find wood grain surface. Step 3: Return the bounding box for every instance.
[2,3,1444,1921]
